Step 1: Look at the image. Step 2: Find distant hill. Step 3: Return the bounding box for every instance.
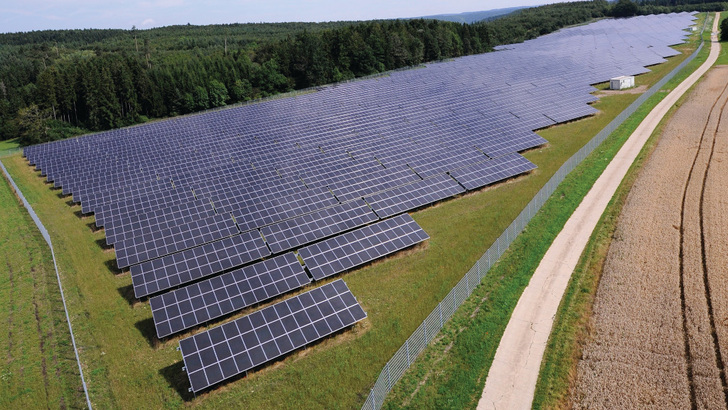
[413,7,531,24]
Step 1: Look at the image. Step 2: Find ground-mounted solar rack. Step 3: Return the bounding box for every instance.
[151,253,311,338]
[179,279,367,392]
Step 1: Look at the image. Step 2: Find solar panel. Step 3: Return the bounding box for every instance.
[150,253,310,338]
[104,198,216,245]
[232,186,339,232]
[365,174,466,219]
[114,213,239,269]
[260,199,379,254]
[330,166,422,203]
[179,279,366,392]
[94,186,197,228]
[298,213,429,280]
[449,153,537,190]
[131,231,271,298]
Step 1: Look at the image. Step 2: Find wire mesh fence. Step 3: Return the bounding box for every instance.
[362,18,707,409]
[0,147,21,158]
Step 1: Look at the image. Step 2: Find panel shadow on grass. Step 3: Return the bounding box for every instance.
[96,238,113,251]
[159,361,196,402]
[104,259,121,275]
[117,284,138,306]
[135,317,161,349]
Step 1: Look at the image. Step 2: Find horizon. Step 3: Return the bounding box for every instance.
[0,1,564,34]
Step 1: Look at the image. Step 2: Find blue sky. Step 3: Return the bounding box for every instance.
[0,1,566,33]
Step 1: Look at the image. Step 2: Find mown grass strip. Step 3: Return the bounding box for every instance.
[383,14,709,410]
[0,165,85,408]
[715,12,728,65]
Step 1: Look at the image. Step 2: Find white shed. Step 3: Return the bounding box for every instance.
[610,75,635,90]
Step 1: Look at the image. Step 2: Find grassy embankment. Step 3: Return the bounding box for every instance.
[532,11,719,409]
[0,169,85,408]
[383,13,708,409]
[0,138,20,156]
[0,14,707,410]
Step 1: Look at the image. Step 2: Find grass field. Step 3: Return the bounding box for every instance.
[0,139,20,157]
[0,170,85,408]
[533,12,719,409]
[0,15,707,409]
[382,13,708,409]
[716,12,728,64]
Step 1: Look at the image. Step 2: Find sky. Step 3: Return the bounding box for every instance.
[0,0,569,34]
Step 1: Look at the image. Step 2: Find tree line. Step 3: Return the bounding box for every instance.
[1,0,723,145]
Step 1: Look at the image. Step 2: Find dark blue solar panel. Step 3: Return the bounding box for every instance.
[365,174,466,218]
[179,279,366,392]
[114,213,239,269]
[449,153,537,190]
[150,253,310,338]
[130,231,271,298]
[298,214,429,280]
[261,199,379,254]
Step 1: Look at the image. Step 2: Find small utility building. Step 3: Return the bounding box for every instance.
[610,75,635,90]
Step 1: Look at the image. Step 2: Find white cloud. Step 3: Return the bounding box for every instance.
[141,18,155,26]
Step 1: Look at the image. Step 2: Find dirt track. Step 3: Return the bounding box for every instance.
[573,65,728,408]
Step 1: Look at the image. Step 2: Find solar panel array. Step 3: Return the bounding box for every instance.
[299,214,429,280]
[21,14,696,392]
[179,279,366,392]
[150,253,311,338]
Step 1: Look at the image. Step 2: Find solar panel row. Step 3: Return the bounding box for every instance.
[179,279,366,392]
[150,253,310,338]
[115,213,239,269]
[131,231,270,298]
[299,214,430,281]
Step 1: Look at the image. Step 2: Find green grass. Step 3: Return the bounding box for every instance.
[382,13,708,410]
[0,139,20,157]
[717,12,728,65]
[532,12,715,410]
[0,15,707,409]
[0,139,19,151]
[0,169,85,408]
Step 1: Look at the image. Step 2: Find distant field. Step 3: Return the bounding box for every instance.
[0,168,84,408]
[0,16,707,410]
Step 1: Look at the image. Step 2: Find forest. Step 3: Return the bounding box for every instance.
[1,0,724,145]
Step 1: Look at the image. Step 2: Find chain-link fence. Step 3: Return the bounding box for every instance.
[0,147,21,158]
[0,159,93,409]
[362,16,708,410]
